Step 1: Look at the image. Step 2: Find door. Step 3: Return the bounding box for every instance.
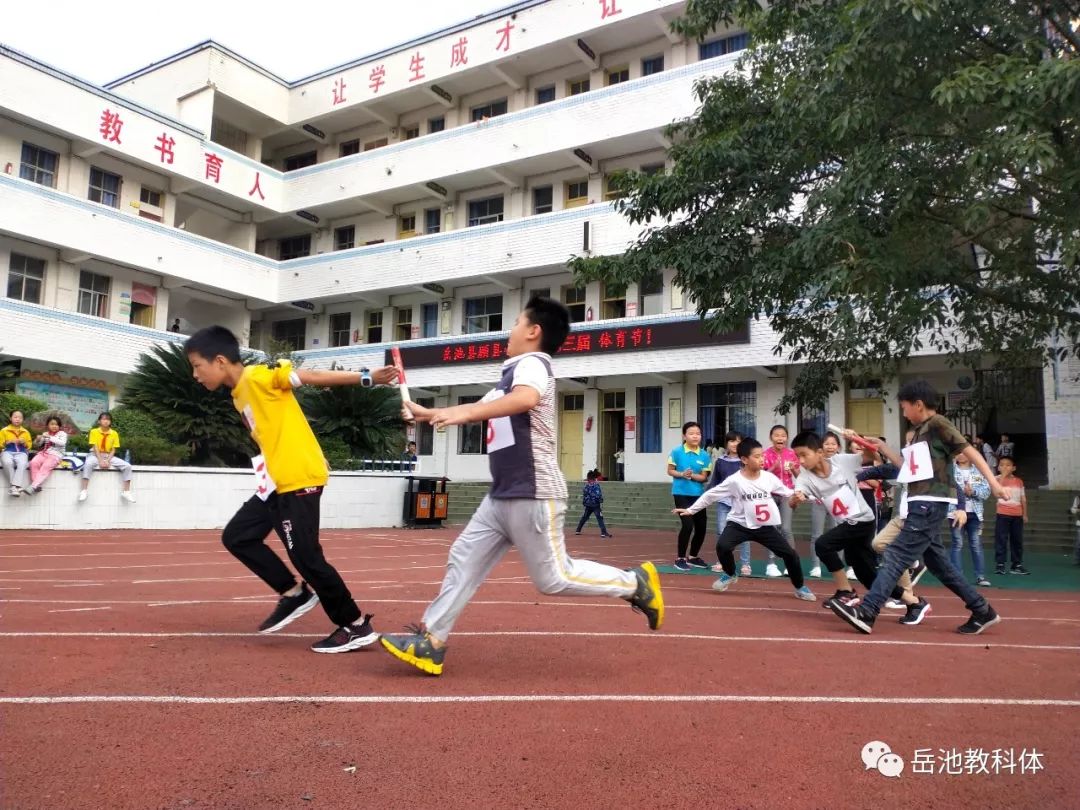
[599,390,625,480]
[559,394,584,482]
[846,399,884,439]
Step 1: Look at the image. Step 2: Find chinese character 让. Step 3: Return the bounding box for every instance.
[600,0,622,19]
[495,19,514,52]
[332,76,347,105]
[99,109,123,144]
[450,36,468,68]
[154,133,175,164]
[369,64,387,94]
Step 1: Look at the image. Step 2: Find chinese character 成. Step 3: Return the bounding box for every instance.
[450,36,468,68]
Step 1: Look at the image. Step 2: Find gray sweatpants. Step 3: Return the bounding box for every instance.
[423,495,637,642]
[82,455,133,482]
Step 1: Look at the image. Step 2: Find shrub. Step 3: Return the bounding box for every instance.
[123,435,190,466]
[0,393,49,424]
[110,405,167,441]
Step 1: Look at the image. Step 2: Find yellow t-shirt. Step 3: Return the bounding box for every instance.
[87,427,121,453]
[1,425,32,451]
[232,362,328,494]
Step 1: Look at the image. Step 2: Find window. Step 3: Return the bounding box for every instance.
[467,196,504,227]
[798,404,828,438]
[641,162,665,176]
[211,117,249,154]
[364,138,388,151]
[424,208,441,234]
[139,187,162,207]
[471,98,508,121]
[88,167,121,208]
[429,116,445,133]
[533,185,553,214]
[568,77,590,96]
[334,226,355,251]
[19,142,58,187]
[601,282,626,319]
[698,382,757,446]
[404,125,420,140]
[415,396,435,455]
[457,395,487,454]
[366,310,383,343]
[606,66,630,85]
[340,139,360,157]
[528,287,551,301]
[638,271,664,317]
[536,85,556,104]
[329,312,351,348]
[642,55,665,76]
[396,306,413,341]
[637,387,663,453]
[283,151,317,172]
[604,174,627,201]
[565,180,588,208]
[563,394,584,411]
[603,391,625,410]
[279,235,311,260]
[563,286,586,323]
[399,214,417,238]
[700,33,750,60]
[463,295,502,333]
[421,302,438,338]
[77,270,111,318]
[271,317,306,352]
[7,253,45,304]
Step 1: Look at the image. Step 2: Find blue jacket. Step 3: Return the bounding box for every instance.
[582,481,604,508]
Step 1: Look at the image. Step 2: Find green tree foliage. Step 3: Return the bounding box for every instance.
[298,383,404,462]
[572,0,1080,410]
[0,393,48,424]
[120,343,256,466]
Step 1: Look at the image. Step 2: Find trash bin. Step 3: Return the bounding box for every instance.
[403,475,450,528]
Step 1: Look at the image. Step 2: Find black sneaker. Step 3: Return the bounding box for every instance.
[1010,565,1030,575]
[311,614,379,653]
[898,597,932,626]
[822,589,859,609]
[687,556,709,569]
[995,566,1007,575]
[258,584,319,633]
[829,600,875,634]
[908,559,928,586]
[601,533,614,538]
[957,606,1001,635]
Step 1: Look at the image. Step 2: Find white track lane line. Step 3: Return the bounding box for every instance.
[47,607,112,613]
[3,694,1079,706]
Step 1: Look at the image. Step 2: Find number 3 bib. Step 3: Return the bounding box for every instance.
[896,443,933,484]
[751,498,781,526]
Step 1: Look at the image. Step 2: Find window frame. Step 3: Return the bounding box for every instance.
[279,234,312,260]
[601,282,627,320]
[641,55,665,76]
[283,151,317,171]
[76,269,111,319]
[533,185,554,214]
[457,395,488,455]
[328,312,352,348]
[395,306,413,341]
[467,195,505,227]
[19,142,58,188]
[6,252,46,304]
[270,317,307,352]
[535,85,556,104]
[563,286,586,323]
[88,166,122,208]
[424,208,441,234]
[568,77,591,96]
[340,139,360,157]
[470,98,508,121]
[564,179,589,208]
[463,295,503,334]
[606,66,630,85]
[636,386,663,453]
[366,310,384,343]
[334,225,356,251]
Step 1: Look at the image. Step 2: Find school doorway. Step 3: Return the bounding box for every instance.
[598,390,625,480]
[846,383,884,439]
[558,393,584,483]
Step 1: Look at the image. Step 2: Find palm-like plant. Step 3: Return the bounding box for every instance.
[120,343,256,466]
[299,383,405,461]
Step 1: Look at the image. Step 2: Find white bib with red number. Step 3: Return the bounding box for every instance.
[749,497,781,527]
[896,443,933,484]
[252,454,275,501]
[828,485,861,521]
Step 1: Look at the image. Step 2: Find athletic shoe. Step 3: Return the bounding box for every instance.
[711,572,737,593]
[601,533,614,538]
[25,485,38,495]
[765,563,782,578]
[574,531,582,535]
[311,615,379,653]
[9,485,20,497]
[909,559,928,586]
[794,586,816,602]
[829,600,876,634]
[710,562,725,573]
[976,576,991,587]
[77,490,87,502]
[957,606,1001,635]
[627,562,664,630]
[809,566,822,578]
[380,624,447,675]
[120,491,136,503]
[995,565,1006,576]
[258,583,320,633]
[673,558,691,572]
[822,590,860,609]
[845,567,856,579]
[1010,565,1030,575]
[884,599,906,610]
[739,563,752,577]
[899,598,932,626]
[687,557,709,569]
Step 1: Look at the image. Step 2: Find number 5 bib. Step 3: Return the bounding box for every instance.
[751,498,781,526]
[896,442,933,484]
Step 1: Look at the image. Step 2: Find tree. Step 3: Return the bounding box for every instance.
[571,0,1080,411]
[298,382,405,463]
[120,343,256,466]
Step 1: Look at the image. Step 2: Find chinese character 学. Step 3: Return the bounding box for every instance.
[99,109,123,144]
[369,64,387,94]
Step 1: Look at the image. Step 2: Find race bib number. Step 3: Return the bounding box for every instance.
[896,443,933,483]
[252,455,275,501]
[481,390,516,453]
[828,485,861,520]
[898,491,909,519]
[750,498,781,526]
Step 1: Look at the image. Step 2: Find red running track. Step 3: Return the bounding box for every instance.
[1,527,1078,809]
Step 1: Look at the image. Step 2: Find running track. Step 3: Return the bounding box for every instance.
[1,527,1077,809]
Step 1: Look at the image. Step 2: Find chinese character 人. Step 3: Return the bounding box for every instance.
[248,171,265,200]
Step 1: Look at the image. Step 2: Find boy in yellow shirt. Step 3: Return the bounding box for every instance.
[186,326,399,653]
[79,412,135,503]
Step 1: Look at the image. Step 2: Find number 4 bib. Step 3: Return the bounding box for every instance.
[828,485,860,520]
[896,443,933,484]
[751,498,781,526]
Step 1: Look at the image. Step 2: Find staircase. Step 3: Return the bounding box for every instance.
[446,482,1078,553]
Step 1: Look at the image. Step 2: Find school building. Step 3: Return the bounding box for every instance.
[2,0,1078,489]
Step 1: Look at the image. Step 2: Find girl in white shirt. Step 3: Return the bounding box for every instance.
[27,416,67,494]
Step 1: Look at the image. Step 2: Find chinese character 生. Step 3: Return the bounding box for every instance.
[408,51,426,83]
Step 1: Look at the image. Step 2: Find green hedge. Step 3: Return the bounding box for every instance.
[0,393,48,423]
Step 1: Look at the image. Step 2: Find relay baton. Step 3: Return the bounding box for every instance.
[390,346,414,421]
[827,423,876,451]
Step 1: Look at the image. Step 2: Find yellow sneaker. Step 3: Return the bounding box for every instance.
[380,624,446,675]
[628,561,665,630]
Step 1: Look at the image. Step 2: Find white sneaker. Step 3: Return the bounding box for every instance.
[120,491,136,504]
[77,490,87,502]
[710,562,725,573]
[739,564,752,577]
[884,599,906,609]
[845,567,856,579]
[765,563,782,578]
[809,566,822,578]
[9,485,20,497]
